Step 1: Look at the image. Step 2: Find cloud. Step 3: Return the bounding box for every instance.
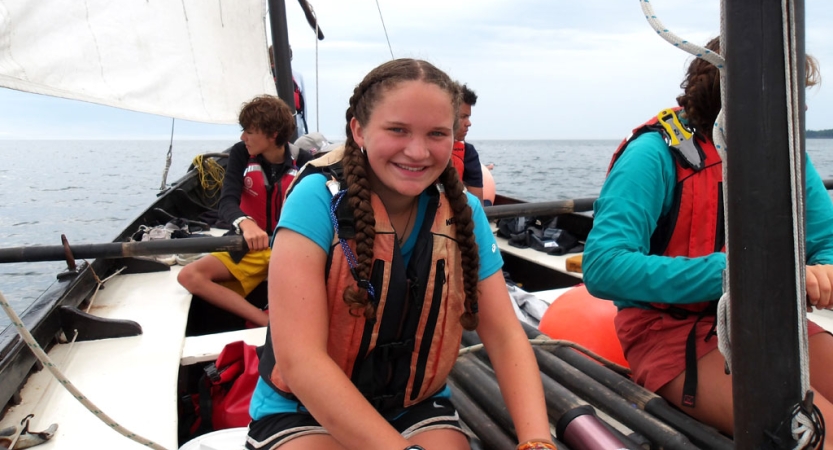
[1,1,830,140]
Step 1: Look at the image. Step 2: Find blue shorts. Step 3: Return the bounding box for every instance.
[244,396,463,449]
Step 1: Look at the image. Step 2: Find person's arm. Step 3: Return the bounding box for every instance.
[803,155,833,310]
[268,232,411,450]
[466,197,551,444]
[805,154,833,265]
[218,143,269,249]
[582,132,725,305]
[218,142,249,225]
[476,271,553,444]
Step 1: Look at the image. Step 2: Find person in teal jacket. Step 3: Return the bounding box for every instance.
[583,37,833,443]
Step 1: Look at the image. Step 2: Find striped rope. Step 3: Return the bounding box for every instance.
[0,290,169,450]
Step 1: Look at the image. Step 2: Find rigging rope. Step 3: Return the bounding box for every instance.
[0,290,169,450]
[374,0,395,59]
[159,118,175,190]
[639,1,817,447]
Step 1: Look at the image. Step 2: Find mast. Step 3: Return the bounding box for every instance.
[268,0,299,140]
[723,0,806,448]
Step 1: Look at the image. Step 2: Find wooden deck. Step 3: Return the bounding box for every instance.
[0,265,191,449]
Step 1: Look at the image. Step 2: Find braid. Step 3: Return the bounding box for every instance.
[438,164,480,330]
[341,86,377,320]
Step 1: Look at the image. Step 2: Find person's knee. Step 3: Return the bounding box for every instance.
[177,265,203,291]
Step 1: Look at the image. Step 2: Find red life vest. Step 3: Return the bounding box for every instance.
[609,108,724,313]
[292,78,304,114]
[451,141,466,180]
[239,156,298,235]
[259,147,465,415]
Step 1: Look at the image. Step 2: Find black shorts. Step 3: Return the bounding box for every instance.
[245,396,463,449]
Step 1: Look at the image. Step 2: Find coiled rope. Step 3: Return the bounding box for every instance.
[639,1,817,447]
[0,289,168,450]
[191,154,225,205]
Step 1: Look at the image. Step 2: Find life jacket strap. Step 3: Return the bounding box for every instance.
[678,303,718,408]
[329,190,375,301]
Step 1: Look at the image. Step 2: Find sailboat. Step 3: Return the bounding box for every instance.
[0,0,831,449]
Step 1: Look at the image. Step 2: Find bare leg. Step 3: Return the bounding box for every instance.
[277,434,348,450]
[275,428,470,450]
[657,347,734,435]
[809,331,833,447]
[409,428,470,450]
[177,255,268,326]
[810,332,833,401]
[658,337,833,447]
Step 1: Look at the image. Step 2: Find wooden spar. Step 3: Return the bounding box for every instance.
[450,355,517,437]
[724,0,806,447]
[0,235,246,264]
[722,0,805,450]
[447,378,517,450]
[267,0,298,140]
[459,333,638,450]
[483,198,595,220]
[296,0,325,39]
[533,347,699,449]
[518,322,733,450]
[450,354,569,450]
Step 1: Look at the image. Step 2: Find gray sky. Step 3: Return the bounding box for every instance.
[1,1,831,140]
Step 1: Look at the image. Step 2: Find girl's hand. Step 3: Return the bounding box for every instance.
[240,219,270,251]
[806,264,833,310]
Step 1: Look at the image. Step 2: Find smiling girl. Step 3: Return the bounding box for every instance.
[245,59,553,450]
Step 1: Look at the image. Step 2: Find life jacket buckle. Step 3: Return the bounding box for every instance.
[376,339,414,361]
[656,109,706,171]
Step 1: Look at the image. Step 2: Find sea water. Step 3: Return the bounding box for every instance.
[1,138,833,331]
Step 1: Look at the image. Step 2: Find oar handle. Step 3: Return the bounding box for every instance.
[484,198,596,220]
[0,235,247,264]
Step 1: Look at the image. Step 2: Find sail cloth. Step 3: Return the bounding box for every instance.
[0,0,277,124]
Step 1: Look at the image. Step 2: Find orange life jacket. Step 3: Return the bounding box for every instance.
[259,147,465,414]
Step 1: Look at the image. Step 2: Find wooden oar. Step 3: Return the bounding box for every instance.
[0,235,247,264]
[483,198,596,220]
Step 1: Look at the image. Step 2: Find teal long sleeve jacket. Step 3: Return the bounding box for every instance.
[583,131,833,309]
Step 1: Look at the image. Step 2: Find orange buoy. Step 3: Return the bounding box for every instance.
[481,163,496,205]
[538,284,629,368]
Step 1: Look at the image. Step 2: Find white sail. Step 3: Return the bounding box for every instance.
[0,0,277,124]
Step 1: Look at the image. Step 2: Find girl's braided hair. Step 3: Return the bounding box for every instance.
[341,58,481,330]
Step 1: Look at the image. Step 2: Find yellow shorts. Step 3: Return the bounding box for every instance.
[212,248,271,298]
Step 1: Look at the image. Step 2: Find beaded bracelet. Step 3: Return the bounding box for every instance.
[516,440,557,450]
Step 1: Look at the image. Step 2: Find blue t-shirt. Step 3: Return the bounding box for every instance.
[583,131,833,309]
[250,173,503,419]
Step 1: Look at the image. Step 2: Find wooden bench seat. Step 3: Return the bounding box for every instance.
[180,327,267,366]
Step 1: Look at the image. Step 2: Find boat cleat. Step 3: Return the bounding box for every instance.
[0,414,58,449]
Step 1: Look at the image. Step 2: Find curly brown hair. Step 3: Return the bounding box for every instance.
[341,58,481,330]
[677,37,822,140]
[238,95,296,147]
